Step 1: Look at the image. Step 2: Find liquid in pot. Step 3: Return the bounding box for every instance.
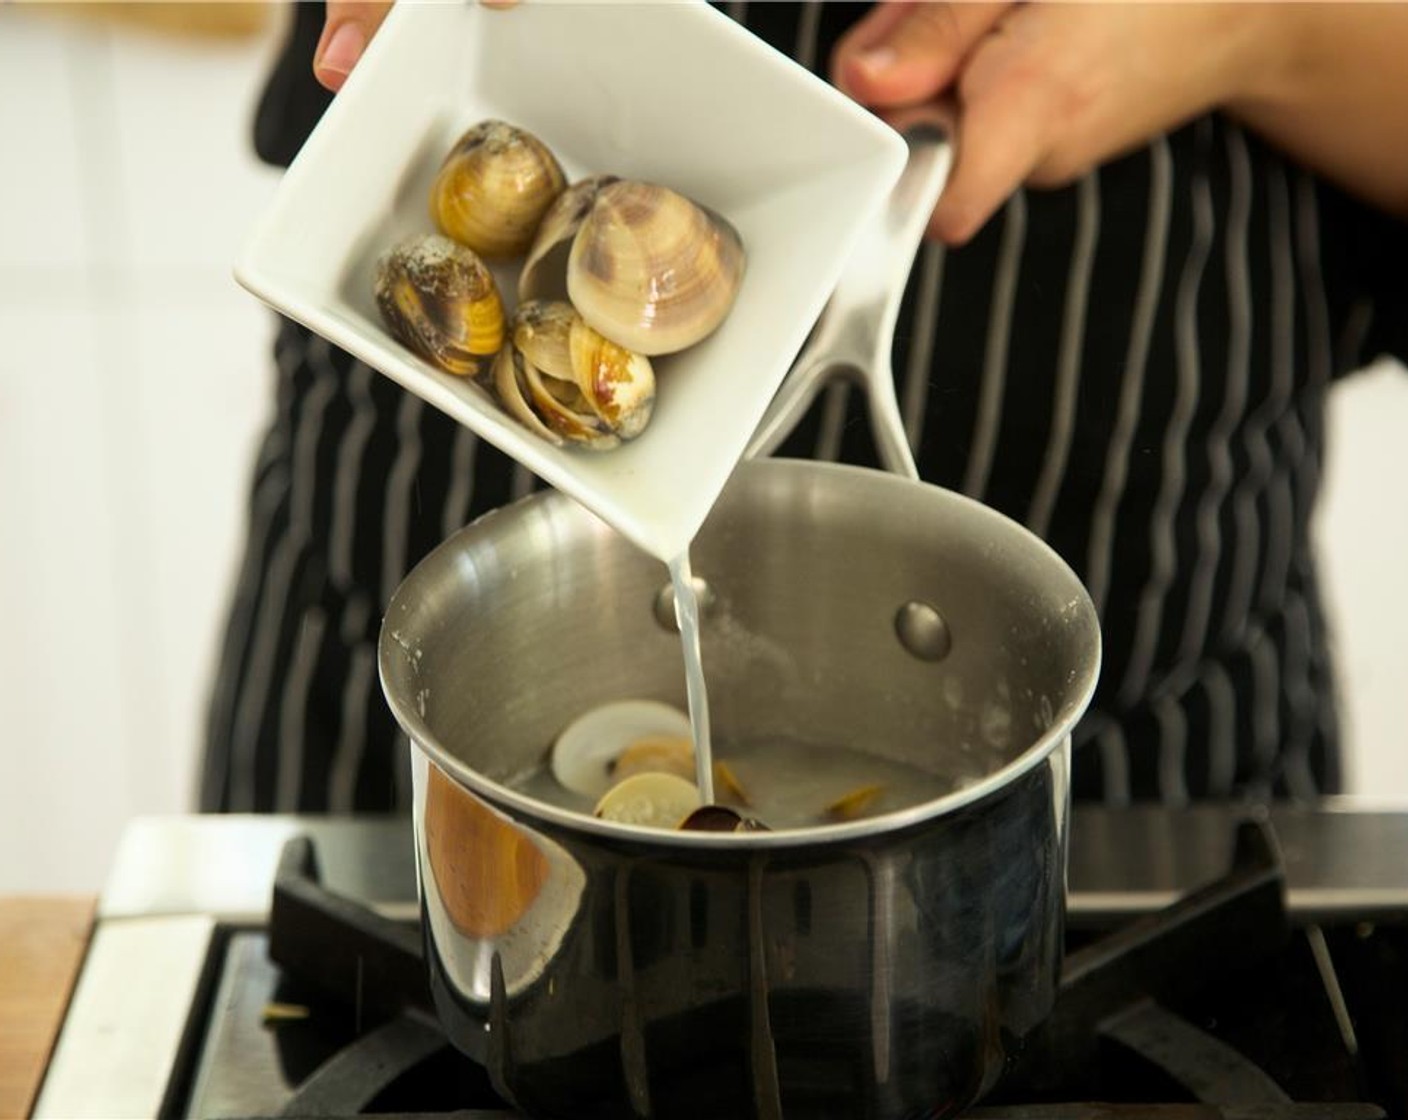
[512,735,979,830]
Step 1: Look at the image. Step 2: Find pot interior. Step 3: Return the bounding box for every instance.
[381,459,1100,830]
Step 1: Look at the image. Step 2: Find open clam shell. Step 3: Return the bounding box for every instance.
[492,345,563,446]
[519,175,618,304]
[494,301,655,450]
[551,699,693,800]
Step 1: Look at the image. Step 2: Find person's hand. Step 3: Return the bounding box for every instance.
[314,0,517,92]
[831,3,1279,245]
[314,2,392,92]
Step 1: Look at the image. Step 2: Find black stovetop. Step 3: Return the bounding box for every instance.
[173,825,1405,1120]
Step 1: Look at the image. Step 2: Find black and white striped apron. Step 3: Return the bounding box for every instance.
[200,2,1408,813]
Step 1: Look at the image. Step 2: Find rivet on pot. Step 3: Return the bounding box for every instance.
[895,601,952,662]
[653,578,715,632]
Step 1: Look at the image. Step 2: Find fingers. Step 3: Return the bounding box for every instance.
[831,2,1011,108]
[314,1,394,92]
[930,27,1055,244]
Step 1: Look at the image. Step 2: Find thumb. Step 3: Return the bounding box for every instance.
[832,2,1011,109]
[315,2,394,92]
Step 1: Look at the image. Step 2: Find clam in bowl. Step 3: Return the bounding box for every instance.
[234,0,906,561]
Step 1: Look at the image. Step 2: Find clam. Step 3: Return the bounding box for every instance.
[430,120,566,260]
[713,760,751,807]
[594,772,702,829]
[678,806,770,833]
[551,700,693,800]
[493,300,655,449]
[613,736,696,784]
[823,784,885,823]
[374,234,504,378]
[519,179,745,356]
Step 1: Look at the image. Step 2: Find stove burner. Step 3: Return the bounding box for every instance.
[249,822,1387,1120]
[269,838,432,1021]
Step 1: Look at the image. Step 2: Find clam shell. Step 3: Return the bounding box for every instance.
[520,358,619,449]
[567,181,745,356]
[594,772,702,830]
[430,120,566,260]
[612,736,695,783]
[519,175,619,304]
[497,301,655,449]
[713,760,751,807]
[492,345,563,446]
[566,312,655,438]
[823,783,885,822]
[679,806,770,833]
[551,699,692,799]
[374,234,504,377]
[513,299,578,380]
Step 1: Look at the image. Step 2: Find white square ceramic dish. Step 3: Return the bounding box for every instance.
[236,0,906,561]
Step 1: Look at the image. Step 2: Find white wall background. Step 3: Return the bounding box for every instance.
[1,5,1406,893]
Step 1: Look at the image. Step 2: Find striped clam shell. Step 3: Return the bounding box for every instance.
[430,120,566,261]
[520,179,745,357]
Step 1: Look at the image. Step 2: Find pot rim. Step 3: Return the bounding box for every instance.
[381,460,1102,849]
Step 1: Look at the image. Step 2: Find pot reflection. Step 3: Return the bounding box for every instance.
[418,756,586,1007]
[425,763,550,937]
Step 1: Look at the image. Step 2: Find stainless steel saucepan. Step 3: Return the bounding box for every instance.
[380,457,1099,1118]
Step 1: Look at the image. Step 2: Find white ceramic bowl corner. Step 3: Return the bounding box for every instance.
[236,0,906,560]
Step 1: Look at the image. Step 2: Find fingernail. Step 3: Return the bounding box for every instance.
[856,46,897,80]
[319,21,365,78]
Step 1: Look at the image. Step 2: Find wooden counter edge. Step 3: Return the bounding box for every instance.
[0,897,96,1120]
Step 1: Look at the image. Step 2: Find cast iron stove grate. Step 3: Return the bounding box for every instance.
[212,822,1390,1120]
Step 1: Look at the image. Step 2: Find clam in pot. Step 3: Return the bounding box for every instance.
[380,460,1100,1119]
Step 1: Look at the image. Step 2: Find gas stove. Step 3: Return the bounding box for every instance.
[33,805,1408,1119]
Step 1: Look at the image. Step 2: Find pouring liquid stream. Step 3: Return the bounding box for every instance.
[669,550,715,805]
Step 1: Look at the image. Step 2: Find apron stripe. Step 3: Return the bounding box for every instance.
[1096,720,1131,807]
[1203,661,1238,797]
[200,460,290,809]
[227,533,300,811]
[329,634,377,813]
[1028,172,1099,537]
[1257,161,1299,616]
[442,423,479,537]
[793,0,822,71]
[1222,160,1292,643]
[1293,171,1333,542]
[1153,694,1190,807]
[1179,124,1252,664]
[275,605,327,812]
[227,335,338,810]
[1085,137,1173,616]
[962,189,1027,502]
[329,360,377,589]
[1282,591,1320,801]
[1246,620,1281,796]
[1120,120,1215,705]
[381,393,425,608]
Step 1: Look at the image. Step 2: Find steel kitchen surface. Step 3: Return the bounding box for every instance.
[32,807,1407,1119]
